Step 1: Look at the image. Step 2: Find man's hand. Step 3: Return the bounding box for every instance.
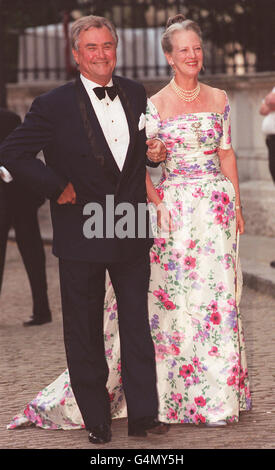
[146,139,166,163]
[57,182,76,204]
[265,92,275,110]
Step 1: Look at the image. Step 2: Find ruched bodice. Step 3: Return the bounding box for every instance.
[146,97,231,183]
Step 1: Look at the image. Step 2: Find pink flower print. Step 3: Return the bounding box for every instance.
[167,408,178,420]
[171,393,183,406]
[214,214,223,225]
[109,392,115,402]
[216,281,226,292]
[187,404,197,417]
[210,311,222,325]
[174,168,187,176]
[175,136,185,145]
[153,288,169,302]
[221,192,230,205]
[154,238,166,251]
[192,356,201,367]
[195,414,206,424]
[105,332,111,341]
[208,300,218,311]
[156,332,164,341]
[60,398,66,406]
[208,346,219,356]
[189,271,199,280]
[222,216,230,229]
[239,372,246,390]
[150,251,160,263]
[229,352,240,363]
[183,256,196,270]
[155,344,168,355]
[230,364,240,376]
[170,249,182,261]
[164,300,176,310]
[192,187,204,198]
[168,344,180,355]
[214,121,222,133]
[185,239,196,249]
[173,200,183,212]
[195,396,206,407]
[179,364,194,378]
[227,376,236,386]
[156,187,164,200]
[207,129,215,138]
[117,362,121,373]
[228,210,235,220]
[211,191,221,202]
[185,378,192,388]
[105,348,112,358]
[165,139,176,151]
[172,331,185,342]
[214,202,225,215]
[155,344,167,362]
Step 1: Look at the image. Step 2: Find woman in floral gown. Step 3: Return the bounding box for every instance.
[8,14,251,431]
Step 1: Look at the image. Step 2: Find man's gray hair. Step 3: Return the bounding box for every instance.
[71,15,118,50]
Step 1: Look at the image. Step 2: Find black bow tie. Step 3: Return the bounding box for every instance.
[93,84,118,101]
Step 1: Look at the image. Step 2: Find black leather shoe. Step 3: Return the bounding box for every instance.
[23,317,52,327]
[88,424,112,444]
[128,417,170,437]
[128,423,148,437]
[147,420,170,434]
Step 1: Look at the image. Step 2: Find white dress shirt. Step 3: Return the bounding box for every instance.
[80,74,130,171]
[0,74,130,183]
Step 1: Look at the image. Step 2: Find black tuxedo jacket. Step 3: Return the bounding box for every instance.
[0,76,153,262]
[0,107,44,208]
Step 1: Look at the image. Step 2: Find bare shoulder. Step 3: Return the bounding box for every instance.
[201,83,227,112]
[149,85,170,112]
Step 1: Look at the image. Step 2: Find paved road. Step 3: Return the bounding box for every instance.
[0,241,274,450]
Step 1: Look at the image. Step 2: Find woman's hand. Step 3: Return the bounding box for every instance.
[156,202,174,235]
[236,208,245,235]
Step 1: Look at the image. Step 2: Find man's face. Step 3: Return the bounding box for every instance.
[72,26,117,85]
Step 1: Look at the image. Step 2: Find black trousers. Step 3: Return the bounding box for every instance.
[266,135,275,183]
[59,253,159,430]
[0,182,50,319]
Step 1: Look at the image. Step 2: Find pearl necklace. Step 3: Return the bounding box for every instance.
[170,77,200,102]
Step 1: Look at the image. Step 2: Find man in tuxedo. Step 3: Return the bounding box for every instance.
[0,107,51,326]
[0,15,167,443]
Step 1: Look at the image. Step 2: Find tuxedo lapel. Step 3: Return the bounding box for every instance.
[113,77,138,191]
[75,77,121,182]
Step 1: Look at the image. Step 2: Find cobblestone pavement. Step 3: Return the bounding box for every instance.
[0,241,274,450]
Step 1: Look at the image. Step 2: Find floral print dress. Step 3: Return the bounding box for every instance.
[8,95,251,430]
